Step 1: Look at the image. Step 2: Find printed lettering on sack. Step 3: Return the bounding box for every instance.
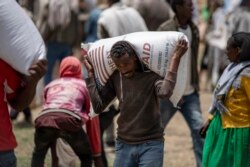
[142,43,151,66]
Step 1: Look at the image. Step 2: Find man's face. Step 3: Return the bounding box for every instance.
[112,53,138,78]
[178,0,193,21]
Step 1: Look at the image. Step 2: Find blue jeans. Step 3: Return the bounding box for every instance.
[160,92,204,167]
[44,42,72,85]
[113,140,164,167]
[0,150,16,167]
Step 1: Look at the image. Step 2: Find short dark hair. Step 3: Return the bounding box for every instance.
[231,32,250,62]
[170,0,185,13]
[110,41,137,59]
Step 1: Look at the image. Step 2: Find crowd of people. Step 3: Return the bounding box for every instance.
[0,0,250,167]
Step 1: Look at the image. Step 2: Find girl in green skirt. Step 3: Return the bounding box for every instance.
[200,32,250,167]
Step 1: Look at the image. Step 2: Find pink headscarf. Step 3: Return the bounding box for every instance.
[59,56,82,79]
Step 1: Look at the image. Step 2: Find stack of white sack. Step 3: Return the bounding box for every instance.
[0,0,46,75]
[81,31,189,108]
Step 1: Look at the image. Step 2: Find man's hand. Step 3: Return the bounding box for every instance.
[166,39,188,75]
[199,119,211,138]
[27,59,48,83]
[9,59,47,111]
[172,39,188,60]
[82,50,94,78]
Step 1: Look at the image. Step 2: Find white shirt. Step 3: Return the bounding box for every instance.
[179,26,195,95]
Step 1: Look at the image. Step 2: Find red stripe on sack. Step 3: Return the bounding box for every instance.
[88,51,94,68]
[97,46,108,84]
[91,50,99,79]
[101,45,109,81]
[93,47,106,85]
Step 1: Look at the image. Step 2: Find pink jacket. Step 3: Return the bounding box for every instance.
[42,77,90,123]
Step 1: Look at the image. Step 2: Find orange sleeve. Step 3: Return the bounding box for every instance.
[86,116,102,156]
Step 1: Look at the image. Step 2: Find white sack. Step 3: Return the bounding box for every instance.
[56,138,77,167]
[0,0,46,75]
[82,31,189,106]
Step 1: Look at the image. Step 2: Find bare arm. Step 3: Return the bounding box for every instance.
[199,114,213,138]
[156,39,188,98]
[8,59,47,111]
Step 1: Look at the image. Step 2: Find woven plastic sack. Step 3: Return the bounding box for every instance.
[82,31,189,106]
[0,0,46,75]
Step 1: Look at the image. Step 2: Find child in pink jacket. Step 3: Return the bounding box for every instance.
[31,56,103,167]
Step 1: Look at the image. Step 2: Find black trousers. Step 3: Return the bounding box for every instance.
[31,127,92,167]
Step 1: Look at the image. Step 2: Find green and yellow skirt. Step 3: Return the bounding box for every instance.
[202,114,250,167]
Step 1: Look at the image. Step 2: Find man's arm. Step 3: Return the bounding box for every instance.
[8,59,47,111]
[156,39,188,99]
[85,117,104,167]
[83,58,116,114]
[85,77,116,114]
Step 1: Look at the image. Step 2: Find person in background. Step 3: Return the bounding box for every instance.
[166,0,200,25]
[227,0,250,35]
[31,57,103,167]
[199,0,225,91]
[83,38,188,167]
[0,59,47,167]
[36,0,79,85]
[157,0,204,167]
[200,32,250,167]
[97,0,147,38]
[84,0,107,43]
[122,0,174,31]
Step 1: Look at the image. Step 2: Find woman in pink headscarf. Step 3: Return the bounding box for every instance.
[31,56,103,167]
